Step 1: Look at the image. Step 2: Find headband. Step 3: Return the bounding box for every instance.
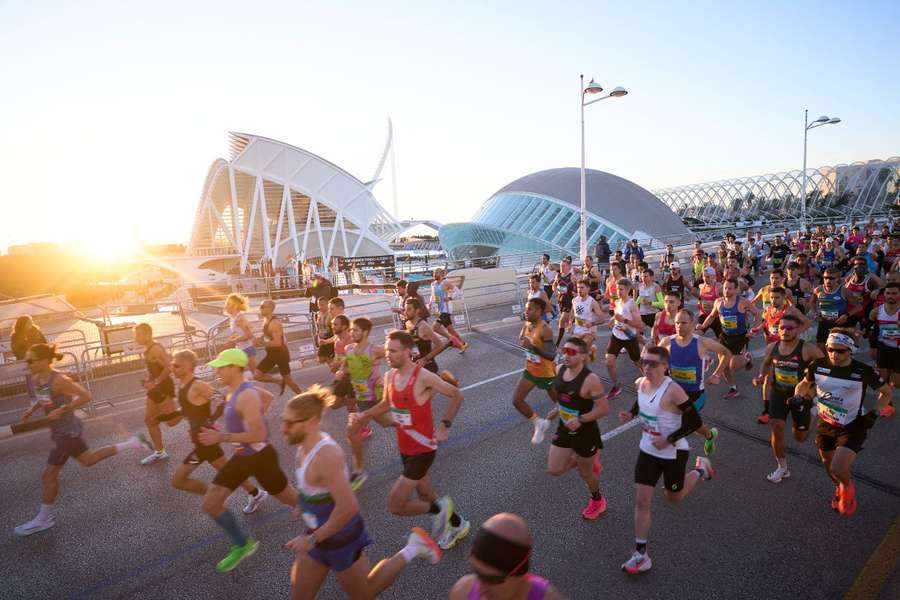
[827,332,858,354]
[471,528,531,576]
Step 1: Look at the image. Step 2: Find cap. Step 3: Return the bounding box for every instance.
[825,237,834,243]
[670,261,681,268]
[704,267,717,275]
[207,348,249,368]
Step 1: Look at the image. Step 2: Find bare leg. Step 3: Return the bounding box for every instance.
[41,464,63,504]
[770,419,786,459]
[388,474,433,517]
[547,445,577,476]
[605,354,619,387]
[633,484,654,542]
[663,468,704,503]
[74,446,118,466]
[336,552,418,600]
[829,447,857,487]
[575,453,600,495]
[819,449,839,485]
[144,397,164,451]
[290,553,331,600]
[511,377,538,419]
[172,463,207,495]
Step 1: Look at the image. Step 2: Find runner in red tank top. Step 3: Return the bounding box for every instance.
[350,330,470,551]
[750,287,810,345]
[651,293,679,344]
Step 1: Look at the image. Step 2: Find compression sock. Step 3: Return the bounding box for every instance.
[213,510,248,547]
[556,330,565,346]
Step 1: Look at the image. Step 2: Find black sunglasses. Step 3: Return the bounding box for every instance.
[825,347,849,355]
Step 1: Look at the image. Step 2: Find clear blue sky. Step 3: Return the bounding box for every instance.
[1,0,897,252]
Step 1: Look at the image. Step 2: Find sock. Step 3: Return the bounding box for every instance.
[449,511,462,527]
[428,502,440,515]
[400,537,423,563]
[115,437,141,452]
[776,457,787,469]
[591,489,602,501]
[37,503,53,521]
[635,539,647,554]
[213,510,248,547]
[556,330,565,346]
[248,487,259,497]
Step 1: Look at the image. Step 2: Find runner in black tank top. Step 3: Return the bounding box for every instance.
[253,300,302,395]
[135,323,177,465]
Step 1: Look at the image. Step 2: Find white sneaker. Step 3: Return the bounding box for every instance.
[431,496,454,539]
[140,450,169,465]
[437,519,471,550]
[621,550,652,574]
[695,456,714,480]
[531,418,550,445]
[766,466,791,483]
[242,489,268,514]
[14,515,55,537]
[407,527,442,564]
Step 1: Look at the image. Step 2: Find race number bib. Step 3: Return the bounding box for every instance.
[390,407,412,427]
[352,381,369,395]
[669,366,697,385]
[525,350,541,364]
[558,404,580,423]
[720,316,738,330]
[817,395,851,426]
[638,412,660,435]
[773,367,798,388]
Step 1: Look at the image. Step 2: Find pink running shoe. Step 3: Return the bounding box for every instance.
[581,496,607,520]
[359,425,372,440]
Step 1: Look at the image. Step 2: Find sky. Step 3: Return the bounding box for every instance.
[1,0,897,252]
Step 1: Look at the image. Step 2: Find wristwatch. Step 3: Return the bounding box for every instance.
[307,532,319,546]
[441,419,452,428]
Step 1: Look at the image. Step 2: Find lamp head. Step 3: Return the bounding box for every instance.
[813,115,830,124]
[609,86,628,97]
[584,79,604,94]
[827,117,841,124]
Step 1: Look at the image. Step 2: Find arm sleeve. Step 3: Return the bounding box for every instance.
[665,401,702,444]
[532,338,557,361]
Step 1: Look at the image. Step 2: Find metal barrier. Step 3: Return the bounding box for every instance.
[0,350,88,421]
[456,280,522,333]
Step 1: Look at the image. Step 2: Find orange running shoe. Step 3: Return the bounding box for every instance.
[879,404,895,418]
[439,370,459,387]
[838,482,857,516]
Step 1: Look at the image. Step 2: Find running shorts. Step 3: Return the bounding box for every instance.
[183,443,225,466]
[400,451,436,481]
[687,390,706,412]
[718,333,748,355]
[552,422,602,457]
[700,316,722,339]
[641,313,656,328]
[256,349,291,376]
[437,313,453,328]
[48,434,89,466]
[307,516,373,572]
[606,336,641,361]
[767,392,812,430]
[876,346,900,371]
[212,444,289,494]
[147,376,176,403]
[815,420,868,454]
[634,449,690,492]
[522,370,554,391]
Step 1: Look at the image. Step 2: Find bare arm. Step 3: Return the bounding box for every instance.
[700,337,733,381]
[148,345,172,384]
[579,374,608,422]
[699,302,720,331]
[417,322,445,364]
[263,320,285,348]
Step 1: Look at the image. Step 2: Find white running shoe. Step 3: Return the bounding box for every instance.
[140,450,169,465]
[531,418,550,445]
[438,519,471,550]
[766,466,791,483]
[431,496,454,539]
[695,456,714,480]
[14,516,55,537]
[242,489,268,514]
[621,550,652,574]
[407,527,442,564]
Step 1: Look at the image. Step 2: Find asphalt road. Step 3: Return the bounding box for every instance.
[1,315,898,600]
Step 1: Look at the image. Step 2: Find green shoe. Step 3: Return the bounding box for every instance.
[703,428,718,456]
[216,538,259,573]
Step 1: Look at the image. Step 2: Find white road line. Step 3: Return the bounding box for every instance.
[460,370,521,391]
[600,418,640,441]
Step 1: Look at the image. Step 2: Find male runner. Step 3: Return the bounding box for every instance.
[751,269,795,311]
[546,337,608,520]
[868,282,899,417]
[844,255,882,330]
[650,292,679,345]
[699,278,759,399]
[198,348,299,572]
[554,257,577,346]
[661,261,691,307]
[404,297,445,373]
[512,298,559,445]
[429,268,468,353]
[785,261,814,315]
[14,344,153,536]
[811,267,851,348]
[526,274,553,323]
[604,278,644,399]
[348,331,468,550]
[253,299,302,395]
[794,329,892,515]
[282,386,441,600]
[659,309,731,455]
[449,513,568,600]
[165,350,267,511]
[752,314,825,482]
[317,297,346,363]
[618,346,713,574]
[328,315,354,408]
[637,269,663,330]
[570,280,606,361]
[696,267,723,339]
[751,286,810,345]
[134,322,177,465]
[768,235,790,271]
[581,256,602,301]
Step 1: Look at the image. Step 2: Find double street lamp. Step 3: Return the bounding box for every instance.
[800,109,841,231]
[580,75,627,259]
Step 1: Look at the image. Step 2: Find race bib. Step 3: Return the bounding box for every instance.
[575,317,588,327]
[638,412,660,435]
[525,350,541,364]
[352,381,369,395]
[820,308,839,319]
[669,366,697,385]
[390,407,412,427]
[817,395,851,426]
[558,285,568,295]
[721,317,738,330]
[881,323,900,344]
[773,367,798,388]
[558,404,580,423]
[36,388,52,409]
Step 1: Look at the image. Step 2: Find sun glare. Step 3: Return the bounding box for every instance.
[72,230,141,265]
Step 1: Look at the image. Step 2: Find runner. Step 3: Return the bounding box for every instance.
[750,286,810,345]
[661,261,691,307]
[513,298,559,445]
[134,322,177,465]
[658,309,732,455]
[699,278,759,399]
[554,257,577,347]
[785,261,814,315]
[429,268,469,353]
[283,386,441,599]
[696,267,723,339]
[14,344,154,536]
[165,349,268,511]
[793,329,892,515]
[768,235,790,271]
[751,269,795,311]
[547,337,608,520]
[637,269,663,331]
[868,282,899,417]
[404,297,445,373]
[650,292,679,345]
[252,299,302,395]
[604,278,644,400]
[348,330,469,550]
[811,267,851,349]
[224,293,258,370]
[198,348,299,572]
[581,255,603,302]
[844,255,883,331]
[751,314,825,482]
[317,297,346,364]
[449,513,568,600]
[617,346,714,574]
[570,280,606,361]
[527,274,553,323]
[328,315,354,409]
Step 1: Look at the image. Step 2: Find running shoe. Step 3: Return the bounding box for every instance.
[350,471,368,492]
[140,450,169,465]
[458,341,469,354]
[215,538,259,573]
[831,488,840,511]
[723,387,740,399]
[606,385,622,400]
[242,490,268,514]
[358,425,373,440]
[703,427,719,456]
[592,453,603,476]
[437,519,470,550]
[838,482,857,516]
[431,496,454,539]
[757,413,770,425]
[744,352,754,371]
[581,496,607,520]
[880,404,895,418]
[14,515,55,537]
[531,418,550,444]
[766,465,791,483]
[621,551,652,574]
[439,370,460,387]
[695,456,715,480]
[407,527,442,564]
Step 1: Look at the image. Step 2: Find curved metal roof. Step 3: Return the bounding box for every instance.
[491,168,691,238]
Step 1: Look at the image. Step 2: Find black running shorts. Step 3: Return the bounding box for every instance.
[552,423,602,457]
[815,420,867,454]
[48,434,89,466]
[437,313,453,328]
[147,377,176,403]
[183,443,225,466]
[256,349,291,376]
[767,391,812,431]
[400,451,436,481]
[634,449,689,492]
[606,336,641,361]
[212,444,288,494]
[718,333,748,355]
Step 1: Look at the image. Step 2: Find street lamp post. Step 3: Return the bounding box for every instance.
[800,109,841,231]
[580,75,627,259]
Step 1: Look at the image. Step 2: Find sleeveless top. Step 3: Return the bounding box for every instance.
[408,320,438,372]
[553,366,597,434]
[178,378,210,445]
[388,366,436,455]
[572,295,597,334]
[698,283,718,316]
[229,313,255,352]
[468,574,549,600]
[762,304,788,343]
[431,281,453,314]
[638,377,687,459]
[637,283,659,316]
[817,286,847,321]
[876,304,900,349]
[346,344,382,402]
[844,276,869,316]
[668,335,704,393]
[28,370,82,439]
[581,265,600,293]
[556,272,575,303]
[145,343,166,379]
[655,311,676,338]
[224,381,267,455]
[786,279,808,314]
[262,318,289,358]
[524,324,555,379]
[334,333,351,360]
[718,298,747,336]
[663,275,686,301]
[771,340,806,395]
[612,298,638,341]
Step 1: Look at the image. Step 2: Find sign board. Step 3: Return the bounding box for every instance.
[336,255,396,272]
[298,344,316,356]
[453,314,466,326]
[100,324,137,356]
[511,304,522,314]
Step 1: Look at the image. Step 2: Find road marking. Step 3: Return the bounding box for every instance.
[460,369,520,391]
[601,418,640,441]
[844,514,900,600]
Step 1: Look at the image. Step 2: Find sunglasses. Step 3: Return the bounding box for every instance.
[825,347,849,355]
[562,347,582,356]
[640,359,662,368]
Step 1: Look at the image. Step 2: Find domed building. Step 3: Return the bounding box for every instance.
[439,168,692,260]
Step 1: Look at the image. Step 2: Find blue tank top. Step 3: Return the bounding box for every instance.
[817,286,846,321]
[668,335,704,392]
[718,298,747,335]
[28,371,82,439]
[821,249,835,266]
[224,381,265,455]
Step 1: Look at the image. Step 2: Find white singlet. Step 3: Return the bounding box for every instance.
[612,298,638,341]
[573,295,597,334]
[637,377,689,460]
